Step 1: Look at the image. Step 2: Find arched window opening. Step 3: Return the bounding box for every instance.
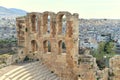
[48,41,51,52]
[57,14,67,35]
[62,42,66,53]
[43,40,51,53]
[43,14,51,34]
[25,28,28,32]
[58,40,66,54]
[31,15,38,32]
[36,16,38,32]
[62,15,67,35]
[31,40,38,52]
[47,15,51,34]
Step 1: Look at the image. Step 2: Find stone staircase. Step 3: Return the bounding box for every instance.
[0,61,60,80]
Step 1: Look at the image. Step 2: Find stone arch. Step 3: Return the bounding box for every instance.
[56,12,72,35]
[43,40,51,53]
[42,11,56,36]
[31,40,38,52]
[58,40,66,54]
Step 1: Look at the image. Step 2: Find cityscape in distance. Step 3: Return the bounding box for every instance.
[0,6,120,53]
[0,4,120,80]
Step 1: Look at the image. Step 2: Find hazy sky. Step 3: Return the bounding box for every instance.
[0,0,120,19]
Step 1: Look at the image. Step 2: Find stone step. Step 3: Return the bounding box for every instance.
[24,76,33,80]
[34,69,49,80]
[12,66,39,80]
[7,62,39,75]
[6,61,39,75]
[49,74,58,80]
[6,62,41,80]
[0,64,31,80]
[54,77,60,80]
[19,64,45,80]
[0,61,60,80]
[26,66,49,80]
[1,61,40,80]
[18,73,31,80]
[37,71,55,80]
[14,63,43,80]
[34,71,51,80]
[20,65,45,80]
[46,73,56,80]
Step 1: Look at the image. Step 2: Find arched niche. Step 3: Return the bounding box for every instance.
[31,40,38,52]
[56,12,72,36]
[43,40,51,53]
[58,40,66,54]
[42,12,56,36]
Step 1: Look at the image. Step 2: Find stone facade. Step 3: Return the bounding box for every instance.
[16,11,120,80]
[16,11,79,80]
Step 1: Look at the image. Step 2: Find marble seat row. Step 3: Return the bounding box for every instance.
[0,61,60,80]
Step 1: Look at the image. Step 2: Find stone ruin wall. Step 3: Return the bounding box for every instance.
[16,11,79,80]
[16,11,120,80]
[109,55,120,80]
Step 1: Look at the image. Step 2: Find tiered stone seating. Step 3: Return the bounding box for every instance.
[0,61,60,80]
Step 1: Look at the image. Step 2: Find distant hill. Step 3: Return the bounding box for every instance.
[0,6,27,17]
[9,8,27,15]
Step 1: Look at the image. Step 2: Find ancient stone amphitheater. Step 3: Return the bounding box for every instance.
[0,61,60,80]
[0,11,120,80]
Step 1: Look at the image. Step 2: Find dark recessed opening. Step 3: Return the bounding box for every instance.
[25,28,28,32]
[51,71,54,73]
[36,59,39,61]
[21,51,23,54]
[78,75,81,77]
[23,56,29,61]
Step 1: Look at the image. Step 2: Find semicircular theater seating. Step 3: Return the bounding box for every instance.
[0,61,60,80]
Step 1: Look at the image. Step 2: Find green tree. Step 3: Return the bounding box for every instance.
[91,41,115,69]
[98,42,106,54]
[105,41,115,54]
